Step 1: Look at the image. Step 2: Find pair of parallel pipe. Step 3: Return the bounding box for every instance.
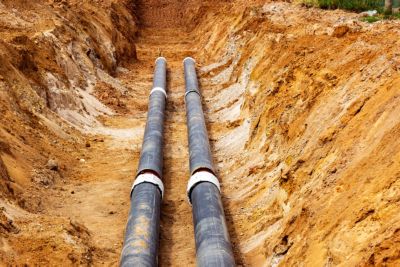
[120,57,235,267]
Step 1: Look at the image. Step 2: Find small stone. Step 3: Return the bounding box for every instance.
[46,159,59,171]
[68,219,90,238]
[0,210,20,234]
[331,25,350,38]
[79,159,85,163]
[85,142,91,148]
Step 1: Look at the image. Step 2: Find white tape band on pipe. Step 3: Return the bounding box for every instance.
[150,87,167,98]
[186,171,221,204]
[131,172,164,199]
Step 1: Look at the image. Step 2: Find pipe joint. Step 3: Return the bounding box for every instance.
[187,171,220,204]
[132,172,164,199]
[150,87,167,98]
[184,89,201,100]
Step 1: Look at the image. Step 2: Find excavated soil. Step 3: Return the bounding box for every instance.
[1,0,400,266]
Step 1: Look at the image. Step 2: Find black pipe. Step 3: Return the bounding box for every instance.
[183,57,235,267]
[120,57,167,267]
[121,182,161,266]
[137,57,167,178]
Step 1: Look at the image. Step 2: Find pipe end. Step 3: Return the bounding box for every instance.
[183,57,195,64]
[155,57,167,64]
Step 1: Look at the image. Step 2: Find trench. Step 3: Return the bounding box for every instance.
[117,3,237,264]
[1,1,400,266]
[42,27,201,265]
[59,24,205,265]
[134,28,198,265]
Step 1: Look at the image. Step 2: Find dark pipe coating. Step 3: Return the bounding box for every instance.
[184,57,235,267]
[121,57,167,267]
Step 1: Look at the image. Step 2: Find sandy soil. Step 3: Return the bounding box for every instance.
[1,0,400,266]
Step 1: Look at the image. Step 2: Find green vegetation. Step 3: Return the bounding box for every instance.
[298,0,400,23]
[297,0,386,11]
[316,0,384,12]
[361,15,381,22]
[360,12,400,23]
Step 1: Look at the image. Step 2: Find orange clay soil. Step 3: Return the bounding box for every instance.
[1,0,400,266]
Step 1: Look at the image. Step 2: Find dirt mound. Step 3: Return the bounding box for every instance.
[0,0,138,264]
[189,2,400,265]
